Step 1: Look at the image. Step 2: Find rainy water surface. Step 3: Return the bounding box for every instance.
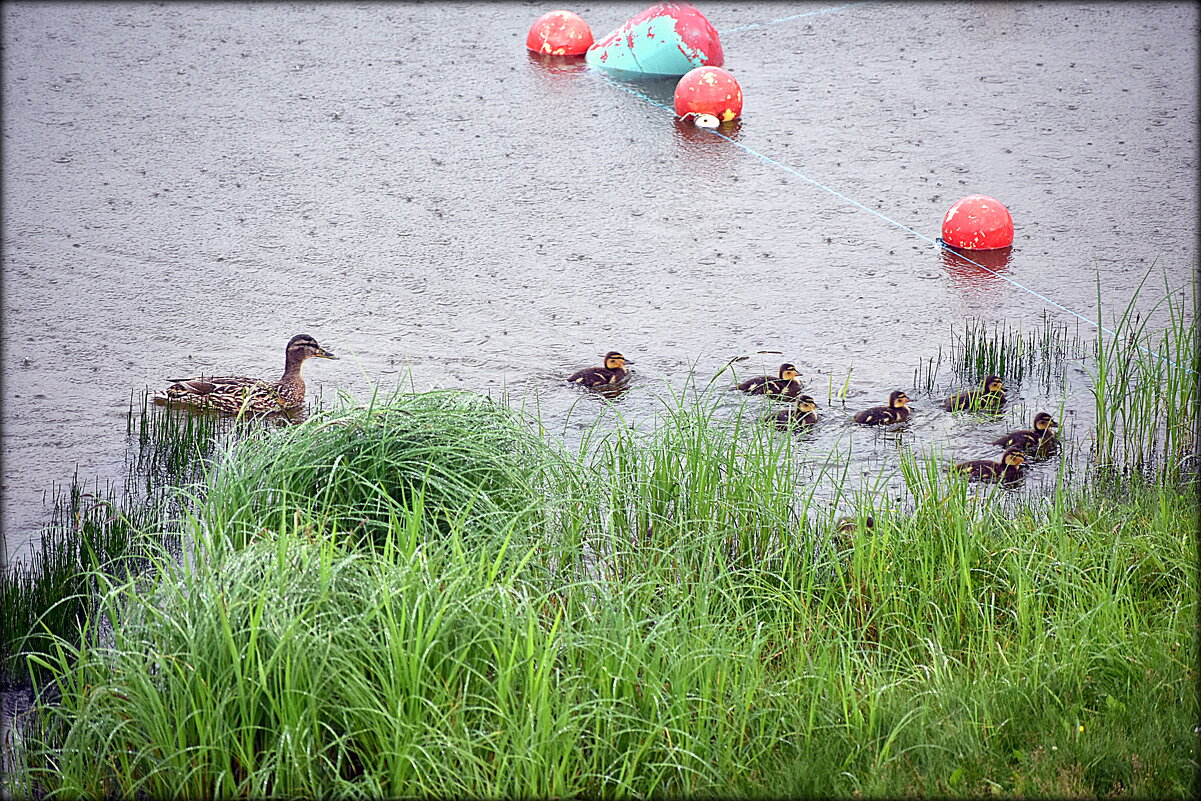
[2,2,1197,561]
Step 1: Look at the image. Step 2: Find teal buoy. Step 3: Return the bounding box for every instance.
[585,1,723,77]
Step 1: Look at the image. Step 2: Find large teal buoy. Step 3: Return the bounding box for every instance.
[585,1,723,76]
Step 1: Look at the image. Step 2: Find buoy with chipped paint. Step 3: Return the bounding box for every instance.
[674,65,742,124]
[941,195,1014,250]
[586,2,722,76]
[526,10,593,56]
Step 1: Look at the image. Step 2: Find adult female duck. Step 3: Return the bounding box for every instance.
[163,334,338,414]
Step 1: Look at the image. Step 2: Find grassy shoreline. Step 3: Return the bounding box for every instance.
[5,387,1197,798]
[3,283,1198,797]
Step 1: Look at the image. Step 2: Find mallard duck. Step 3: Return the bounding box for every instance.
[568,351,633,388]
[738,363,802,398]
[944,375,1006,411]
[768,394,819,428]
[163,334,338,414]
[951,446,1027,482]
[991,412,1058,452]
[853,390,912,425]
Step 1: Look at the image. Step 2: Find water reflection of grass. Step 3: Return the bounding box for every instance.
[3,278,1197,797]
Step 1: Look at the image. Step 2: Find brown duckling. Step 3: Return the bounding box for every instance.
[833,514,875,549]
[738,363,802,398]
[164,334,338,414]
[768,394,819,428]
[944,374,1006,412]
[853,390,912,425]
[568,351,634,388]
[951,446,1027,482]
[992,412,1058,453]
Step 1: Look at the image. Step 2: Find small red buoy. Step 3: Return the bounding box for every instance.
[941,195,1014,250]
[526,10,593,56]
[673,66,742,123]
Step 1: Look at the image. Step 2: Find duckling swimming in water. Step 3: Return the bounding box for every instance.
[853,390,912,425]
[163,334,338,414]
[944,375,1006,412]
[951,446,1027,482]
[738,363,802,398]
[991,412,1058,453]
[768,394,819,429]
[568,351,634,388]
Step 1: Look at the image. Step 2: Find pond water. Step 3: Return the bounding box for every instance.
[2,2,1197,562]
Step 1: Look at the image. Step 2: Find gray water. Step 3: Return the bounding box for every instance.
[2,2,1197,562]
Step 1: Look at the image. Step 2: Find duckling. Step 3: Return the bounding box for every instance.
[944,374,1006,412]
[738,363,802,398]
[853,390,912,425]
[163,334,338,414]
[768,394,819,428]
[833,515,875,549]
[568,351,634,388]
[951,446,1027,482]
[992,412,1058,453]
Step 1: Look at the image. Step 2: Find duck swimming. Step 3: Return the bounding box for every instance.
[991,412,1058,453]
[853,390,912,425]
[944,375,1005,412]
[951,446,1027,482]
[738,363,802,398]
[163,334,338,414]
[768,394,819,429]
[568,351,633,388]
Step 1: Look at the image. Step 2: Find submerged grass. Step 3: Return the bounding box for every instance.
[2,393,232,684]
[1088,270,1199,479]
[12,382,1198,798]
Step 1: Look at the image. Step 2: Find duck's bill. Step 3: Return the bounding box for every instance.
[622,360,635,365]
[316,348,339,359]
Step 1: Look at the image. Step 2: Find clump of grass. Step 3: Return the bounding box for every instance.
[19,483,806,798]
[2,395,230,684]
[1087,270,1199,480]
[914,312,1088,397]
[194,389,561,551]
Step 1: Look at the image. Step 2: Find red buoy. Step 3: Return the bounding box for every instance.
[941,195,1014,250]
[526,10,593,56]
[673,66,742,123]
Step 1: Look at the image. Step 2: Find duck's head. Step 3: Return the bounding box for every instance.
[796,394,819,413]
[604,351,633,370]
[288,334,338,361]
[1033,412,1057,431]
[888,390,911,408]
[984,375,1005,392]
[1001,447,1026,467]
[778,363,800,381]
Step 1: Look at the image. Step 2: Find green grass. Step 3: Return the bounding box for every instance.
[1,393,232,684]
[10,385,1198,799]
[5,276,1198,797]
[1088,270,1199,479]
